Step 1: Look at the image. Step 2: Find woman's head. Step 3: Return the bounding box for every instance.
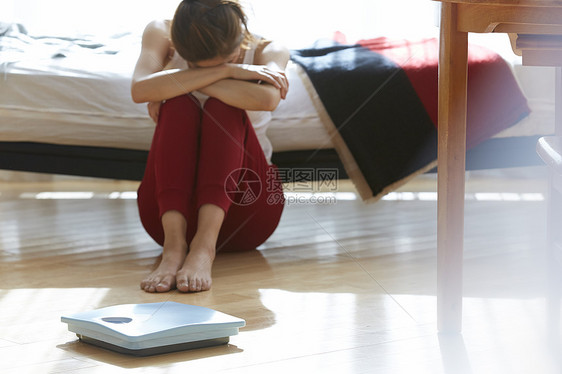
[171,0,252,65]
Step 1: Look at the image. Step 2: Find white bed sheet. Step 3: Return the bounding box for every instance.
[0,29,555,155]
[0,30,330,152]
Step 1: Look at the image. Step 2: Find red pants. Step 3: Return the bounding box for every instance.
[137,94,285,251]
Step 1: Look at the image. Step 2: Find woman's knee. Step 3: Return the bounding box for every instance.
[160,94,201,116]
[204,98,246,118]
[202,98,250,137]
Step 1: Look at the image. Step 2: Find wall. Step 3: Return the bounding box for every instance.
[0,0,439,45]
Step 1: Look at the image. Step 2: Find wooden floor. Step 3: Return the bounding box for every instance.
[0,168,560,374]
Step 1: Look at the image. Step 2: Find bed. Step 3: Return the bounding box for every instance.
[0,22,554,200]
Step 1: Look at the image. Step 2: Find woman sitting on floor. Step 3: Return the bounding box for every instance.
[131,0,289,293]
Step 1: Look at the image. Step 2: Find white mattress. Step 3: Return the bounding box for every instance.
[0,29,555,153]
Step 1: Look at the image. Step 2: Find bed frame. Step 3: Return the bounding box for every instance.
[0,136,543,183]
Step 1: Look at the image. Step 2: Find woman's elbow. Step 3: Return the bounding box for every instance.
[257,89,281,111]
[131,81,151,103]
[131,94,145,104]
[262,97,280,112]
[131,84,144,103]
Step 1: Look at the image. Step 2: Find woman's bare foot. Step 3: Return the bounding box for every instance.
[140,243,187,292]
[176,235,216,293]
[141,210,188,293]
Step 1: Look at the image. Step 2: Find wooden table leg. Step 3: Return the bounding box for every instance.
[437,2,468,333]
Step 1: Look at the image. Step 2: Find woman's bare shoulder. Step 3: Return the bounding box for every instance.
[255,38,290,67]
[256,38,288,54]
[141,19,171,44]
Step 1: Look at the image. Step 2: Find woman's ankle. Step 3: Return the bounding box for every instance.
[189,234,216,258]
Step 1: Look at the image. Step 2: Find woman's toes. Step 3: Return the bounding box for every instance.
[177,278,189,292]
[189,278,200,292]
[143,284,154,293]
[148,281,158,292]
[141,275,164,293]
[176,274,210,293]
[141,278,154,292]
[155,276,175,292]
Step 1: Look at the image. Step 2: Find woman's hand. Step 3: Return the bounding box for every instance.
[227,64,289,99]
[147,101,162,123]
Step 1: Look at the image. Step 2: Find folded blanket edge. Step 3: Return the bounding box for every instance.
[295,66,374,202]
[297,65,441,203]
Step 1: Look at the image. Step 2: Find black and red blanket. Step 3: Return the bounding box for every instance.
[291,37,530,202]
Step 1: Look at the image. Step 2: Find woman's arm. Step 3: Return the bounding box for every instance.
[131,20,232,103]
[131,23,290,109]
[198,41,290,111]
[257,40,291,100]
[199,79,283,111]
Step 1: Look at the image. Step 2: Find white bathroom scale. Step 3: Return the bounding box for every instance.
[61,302,246,356]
